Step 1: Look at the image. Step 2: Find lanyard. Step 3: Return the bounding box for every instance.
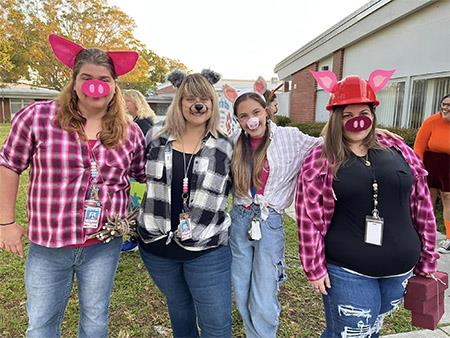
[357,149,381,219]
[181,139,203,212]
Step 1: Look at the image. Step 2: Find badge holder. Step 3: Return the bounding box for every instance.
[177,177,193,241]
[83,186,102,229]
[248,217,262,241]
[364,178,384,246]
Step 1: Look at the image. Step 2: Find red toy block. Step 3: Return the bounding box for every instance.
[404,290,444,313]
[411,302,445,330]
[405,272,448,301]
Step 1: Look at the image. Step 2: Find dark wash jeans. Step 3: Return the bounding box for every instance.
[139,244,232,338]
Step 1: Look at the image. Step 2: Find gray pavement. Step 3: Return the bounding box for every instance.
[284,204,450,337]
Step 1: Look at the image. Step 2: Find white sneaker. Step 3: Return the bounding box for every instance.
[437,239,450,254]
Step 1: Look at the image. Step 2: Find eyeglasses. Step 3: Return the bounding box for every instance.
[442,103,450,108]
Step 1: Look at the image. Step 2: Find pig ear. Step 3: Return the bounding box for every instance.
[367,69,395,93]
[223,84,238,102]
[254,76,267,95]
[48,34,85,69]
[106,51,139,76]
[310,70,337,93]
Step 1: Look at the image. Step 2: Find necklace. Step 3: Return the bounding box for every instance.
[356,152,371,167]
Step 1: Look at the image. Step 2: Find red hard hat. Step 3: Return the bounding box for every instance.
[326,76,379,111]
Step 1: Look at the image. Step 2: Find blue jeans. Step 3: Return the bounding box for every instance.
[25,238,122,338]
[139,245,232,338]
[322,264,413,338]
[230,204,287,338]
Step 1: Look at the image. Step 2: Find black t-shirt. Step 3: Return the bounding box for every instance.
[325,148,421,277]
[139,149,216,260]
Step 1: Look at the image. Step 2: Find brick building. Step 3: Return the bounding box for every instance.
[275,0,450,128]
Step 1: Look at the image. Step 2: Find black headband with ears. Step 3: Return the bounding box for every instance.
[167,70,186,88]
[167,69,221,88]
[201,69,221,85]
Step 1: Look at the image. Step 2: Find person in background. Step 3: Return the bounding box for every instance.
[263,83,283,117]
[124,89,156,136]
[296,70,438,338]
[120,89,157,253]
[414,94,450,253]
[0,34,145,338]
[137,69,233,338]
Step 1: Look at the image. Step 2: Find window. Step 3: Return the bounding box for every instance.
[409,76,450,128]
[10,99,34,117]
[376,81,405,128]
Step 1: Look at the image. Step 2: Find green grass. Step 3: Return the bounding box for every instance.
[0,123,438,337]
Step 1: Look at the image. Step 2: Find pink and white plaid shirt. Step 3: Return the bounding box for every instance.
[0,101,146,248]
[295,134,439,281]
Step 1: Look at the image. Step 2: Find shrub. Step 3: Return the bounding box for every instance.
[289,122,326,137]
[274,115,291,127]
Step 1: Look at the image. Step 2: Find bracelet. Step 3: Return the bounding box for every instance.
[0,220,15,226]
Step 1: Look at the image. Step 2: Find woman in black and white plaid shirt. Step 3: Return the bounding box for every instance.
[136,70,233,338]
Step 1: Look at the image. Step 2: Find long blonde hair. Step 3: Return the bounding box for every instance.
[57,48,130,148]
[124,89,156,121]
[163,73,222,140]
[231,93,271,197]
[322,105,382,175]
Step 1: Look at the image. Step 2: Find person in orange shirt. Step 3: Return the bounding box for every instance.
[414,94,450,253]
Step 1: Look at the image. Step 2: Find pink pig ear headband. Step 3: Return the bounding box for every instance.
[223,76,268,108]
[48,34,139,77]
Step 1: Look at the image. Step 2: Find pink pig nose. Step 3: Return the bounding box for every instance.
[344,115,372,132]
[81,79,110,98]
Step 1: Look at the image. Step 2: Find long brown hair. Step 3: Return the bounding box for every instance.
[163,73,222,140]
[231,92,271,197]
[57,48,130,148]
[322,105,382,175]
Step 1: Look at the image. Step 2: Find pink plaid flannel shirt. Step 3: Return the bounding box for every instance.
[0,101,146,248]
[295,134,439,281]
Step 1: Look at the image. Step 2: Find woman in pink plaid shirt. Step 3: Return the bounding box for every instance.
[0,34,146,337]
[296,70,438,338]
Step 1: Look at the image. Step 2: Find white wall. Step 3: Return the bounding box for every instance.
[343,0,450,78]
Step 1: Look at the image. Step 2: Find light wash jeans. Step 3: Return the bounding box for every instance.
[25,238,122,338]
[139,245,232,338]
[322,264,413,338]
[230,204,287,338]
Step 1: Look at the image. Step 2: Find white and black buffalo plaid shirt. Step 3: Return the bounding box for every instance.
[137,127,233,251]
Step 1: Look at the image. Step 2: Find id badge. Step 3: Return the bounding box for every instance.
[178,212,193,241]
[365,216,384,246]
[248,218,262,241]
[83,200,102,229]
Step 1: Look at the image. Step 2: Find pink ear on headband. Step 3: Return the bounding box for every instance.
[367,69,395,93]
[223,84,238,103]
[254,76,267,95]
[106,51,139,76]
[49,34,85,69]
[310,70,338,93]
[49,33,139,76]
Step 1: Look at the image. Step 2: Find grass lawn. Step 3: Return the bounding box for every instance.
[0,123,442,337]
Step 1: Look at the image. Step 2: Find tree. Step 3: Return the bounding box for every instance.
[0,0,187,93]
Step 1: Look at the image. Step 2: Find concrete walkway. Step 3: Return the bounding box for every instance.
[284,204,450,337]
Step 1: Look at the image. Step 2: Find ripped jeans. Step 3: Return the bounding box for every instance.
[322,264,412,338]
[230,204,287,338]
